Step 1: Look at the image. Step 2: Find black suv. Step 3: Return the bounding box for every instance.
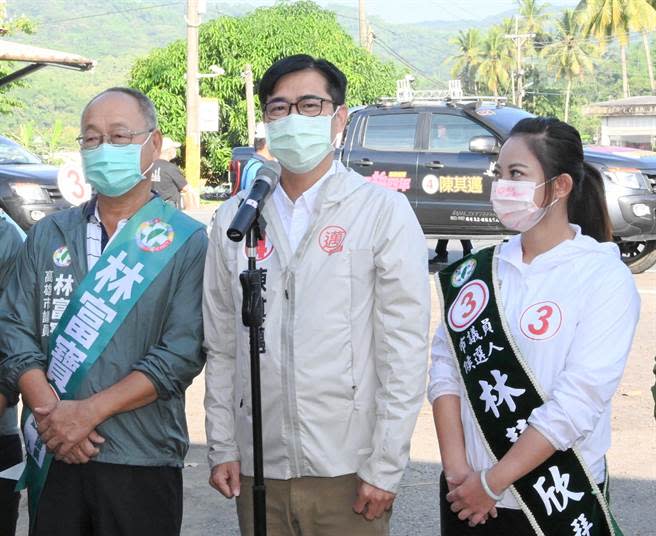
[0,135,70,230]
[340,100,656,273]
[230,100,656,273]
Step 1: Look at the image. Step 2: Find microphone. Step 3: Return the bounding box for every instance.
[227,160,281,242]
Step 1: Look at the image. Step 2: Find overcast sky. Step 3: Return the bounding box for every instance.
[227,0,580,24]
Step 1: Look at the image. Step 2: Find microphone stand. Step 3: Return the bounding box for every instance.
[239,215,267,536]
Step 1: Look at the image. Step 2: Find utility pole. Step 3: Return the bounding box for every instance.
[366,24,375,53]
[505,15,534,108]
[243,64,256,147]
[185,0,201,205]
[358,0,367,48]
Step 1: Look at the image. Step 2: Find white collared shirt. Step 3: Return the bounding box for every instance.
[86,202,128,270]
[271,161,336,252]
[427,227,640,509]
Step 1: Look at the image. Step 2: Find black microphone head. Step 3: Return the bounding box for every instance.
[254,160,281,189]
[226,160,281,243]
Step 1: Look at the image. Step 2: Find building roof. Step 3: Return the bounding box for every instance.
[0,40,95,87]
[585,95,656,116]
[0,40,94,69]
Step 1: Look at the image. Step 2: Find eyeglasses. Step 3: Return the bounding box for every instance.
[77,128,153,150]
[264,97,334,120]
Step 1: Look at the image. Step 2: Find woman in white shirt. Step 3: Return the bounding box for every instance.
[429,117,640,535]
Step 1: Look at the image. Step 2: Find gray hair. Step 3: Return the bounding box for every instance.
[82,87,158,129]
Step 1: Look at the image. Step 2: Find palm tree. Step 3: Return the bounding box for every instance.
[476,27,513,97]
[448,29,483,94]
[629,0,656,92]
[542,9,595,121]
[577,0,655,97]
[497,18,518,101]
[578,0,630,97]
[518,0,550,52]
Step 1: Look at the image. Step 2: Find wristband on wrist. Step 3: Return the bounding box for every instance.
[480,469,503,501]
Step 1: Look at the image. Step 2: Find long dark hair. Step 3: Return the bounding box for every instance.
[509,117,612,242]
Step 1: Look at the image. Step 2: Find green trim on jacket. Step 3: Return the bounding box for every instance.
[0,203,208,466]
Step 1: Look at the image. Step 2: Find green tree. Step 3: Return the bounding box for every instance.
[0,5,36,115]
[629,0,656,92]
[129,1,400,180]
[448,29,483,94]
[497,17,519,101]
[577,0,656,97]
[542,9,595,121]
[476,27,513,97]
[518,0,550,53]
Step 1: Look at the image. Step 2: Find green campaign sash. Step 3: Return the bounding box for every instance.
[18,197,203,523]
[437,246,622,536]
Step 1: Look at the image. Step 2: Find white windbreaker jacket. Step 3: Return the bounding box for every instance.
[428,227,640,508]
[203,163,430,493]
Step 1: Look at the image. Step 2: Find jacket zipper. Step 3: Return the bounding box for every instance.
[281,271,302,476]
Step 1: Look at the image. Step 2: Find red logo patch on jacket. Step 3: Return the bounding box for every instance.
[319,226,346,255]
[243,233,274,262]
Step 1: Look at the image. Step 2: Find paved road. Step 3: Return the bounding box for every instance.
[15,208,656,535]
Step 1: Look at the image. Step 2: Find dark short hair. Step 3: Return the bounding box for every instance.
[82,87,158,129]
[257,54,347,109]
[254,137,266,151]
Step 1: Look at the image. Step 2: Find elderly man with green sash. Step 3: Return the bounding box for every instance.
[0,87,208,536]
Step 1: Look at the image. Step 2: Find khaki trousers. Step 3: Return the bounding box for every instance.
[236,474,391,536]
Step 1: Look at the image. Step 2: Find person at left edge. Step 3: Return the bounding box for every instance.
[0,87,208,536]
[0,212,25,536]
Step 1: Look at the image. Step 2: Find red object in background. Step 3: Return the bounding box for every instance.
[230,159,242,196]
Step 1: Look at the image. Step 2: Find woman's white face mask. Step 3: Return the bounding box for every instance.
[490,176,559,232]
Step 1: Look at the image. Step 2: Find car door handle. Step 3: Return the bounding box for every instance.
[351,159,374,167]
[426,161,445,169]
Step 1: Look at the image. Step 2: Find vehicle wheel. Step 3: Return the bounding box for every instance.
[618,240,656,274]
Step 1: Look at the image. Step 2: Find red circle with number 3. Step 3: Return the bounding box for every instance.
[447,279,489,332]
[520,301,562,341]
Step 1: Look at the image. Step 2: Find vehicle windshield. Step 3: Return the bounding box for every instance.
[0,137,42,165]
[475,106,535,137]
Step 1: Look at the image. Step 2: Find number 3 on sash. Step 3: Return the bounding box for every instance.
[447,280,490,332]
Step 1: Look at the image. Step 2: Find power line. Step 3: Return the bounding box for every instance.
[336,6,655,69]
[333,12,457,65]
[37,1,179,26]
[373,35,447,87]
[532,27,656,47]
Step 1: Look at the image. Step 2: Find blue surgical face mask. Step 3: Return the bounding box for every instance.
[81,133,153,197]
[265,109,339,174]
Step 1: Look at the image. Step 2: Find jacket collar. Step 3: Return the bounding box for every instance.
[316,161,367,206]
[235,161,366,206]
[255,162,367,269]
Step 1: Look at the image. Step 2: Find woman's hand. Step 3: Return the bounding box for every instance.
[444,464,474,492]
[446,470,499,527]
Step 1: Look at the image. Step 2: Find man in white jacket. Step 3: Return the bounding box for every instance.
[203,54,430,535]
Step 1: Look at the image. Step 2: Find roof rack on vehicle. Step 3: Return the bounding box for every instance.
[377,78,507,108]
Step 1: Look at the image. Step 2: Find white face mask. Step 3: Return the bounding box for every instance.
[490,177,558,232]
[265,108,340,174]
